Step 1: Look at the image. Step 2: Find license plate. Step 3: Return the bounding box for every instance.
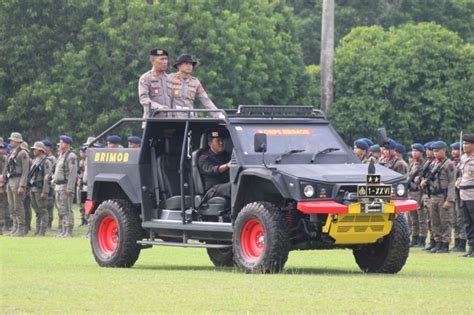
[357,184,392,197]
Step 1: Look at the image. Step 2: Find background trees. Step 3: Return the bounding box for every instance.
[1,0,472,145]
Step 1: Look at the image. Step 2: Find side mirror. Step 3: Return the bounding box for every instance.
[254,133,267,152]
[376,128,389,146]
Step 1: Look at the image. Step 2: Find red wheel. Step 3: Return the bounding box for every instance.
[98,215,119,255]
[241,218,265,261]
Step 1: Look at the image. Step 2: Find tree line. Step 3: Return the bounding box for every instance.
[1,0,472,146]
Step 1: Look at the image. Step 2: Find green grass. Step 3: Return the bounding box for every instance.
[2,229,473,315]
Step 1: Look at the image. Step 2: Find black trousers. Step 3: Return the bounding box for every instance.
[208,182,231,199]
[462,200,474,246]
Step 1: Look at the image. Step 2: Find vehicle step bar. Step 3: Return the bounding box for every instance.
[142,220,233,233]
[137,240,231,249]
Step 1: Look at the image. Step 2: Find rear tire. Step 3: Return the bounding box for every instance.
[353,215,410,273]
[207,246,234,267]
[233,202,289,273]
[91,200,142,268]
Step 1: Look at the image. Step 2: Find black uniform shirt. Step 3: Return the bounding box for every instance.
[198,148,231,191]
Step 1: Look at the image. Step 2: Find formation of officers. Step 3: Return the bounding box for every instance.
[353,134,474,257]
[0,133,141,238]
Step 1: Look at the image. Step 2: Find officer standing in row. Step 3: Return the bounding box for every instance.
[53,135,78,238]
[450,141,467,252]
[127,136,141,149]
[106,135,122,148]
[394,144,408,175]
[421,141,455,253]
[0,141,12,234]
[167,54,218,118]
[419,141,436,251]
[353,140,368,162]
[198,129,231,200]
[138,48,171,120]
[77,145,88,227]
[367,144,381,164]
[42,139,57,230]
[21,141,32,234]
[28,142,52,236]
[408,143,427,247]
[457,134,474,257]
[2,132,30,236]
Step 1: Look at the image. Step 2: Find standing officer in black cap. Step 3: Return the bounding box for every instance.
[167,54,218,118]
[198,129,231,199]
[457,134,474,257]
[138,48,171,120]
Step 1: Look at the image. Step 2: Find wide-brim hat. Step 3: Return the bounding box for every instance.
[8,132,23,143]
[173,54,197,68]
[21,141,30,153]
[31,141,47,152]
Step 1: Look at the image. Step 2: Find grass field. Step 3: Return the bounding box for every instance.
[1,223,474,314]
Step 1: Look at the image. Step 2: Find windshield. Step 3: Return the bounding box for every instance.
[231,123,357,164]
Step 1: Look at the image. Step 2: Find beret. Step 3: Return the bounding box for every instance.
[450,142,460,150]
[59,135,73,144]
[431,141,447,149]
[395,143,406,154]
[106,135,122,144]
[370,144,381,152]
[424,141,434,150]
[463,134,474,143]
[359,138,374,146]
[354,140,369,150]
[384,139,397,150]
[411,143,425,153]
[42,139,54,147]
[127,136,141,144]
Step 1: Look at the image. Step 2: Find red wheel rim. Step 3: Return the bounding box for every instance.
[98,215,119,256]
[241,218,265,261]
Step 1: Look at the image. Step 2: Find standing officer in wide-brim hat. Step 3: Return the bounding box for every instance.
[167,54,219,118]
[2,132,30,236]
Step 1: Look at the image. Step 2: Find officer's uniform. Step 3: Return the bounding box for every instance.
[367,144,381,164]
[408,143,427,247]
[387,143,408,175]
[353,139,368,163]
[28,142,52,236]
[53,136,78,237]
[426,141,455,253]
[167,54,218,118]
[450,142,467,252]
[0,141,12,233]
[458,134,474,257]
[198,132,231,200]
[21,142,32,233]
[138,48,171,120]
[3,133,30,236]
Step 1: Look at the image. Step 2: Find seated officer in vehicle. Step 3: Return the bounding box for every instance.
[198,129,231,199]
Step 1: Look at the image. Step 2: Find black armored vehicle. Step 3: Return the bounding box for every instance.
[85,106,416,273]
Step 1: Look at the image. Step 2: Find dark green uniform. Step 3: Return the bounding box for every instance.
[28,154,52,236]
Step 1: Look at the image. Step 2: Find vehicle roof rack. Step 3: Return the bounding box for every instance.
[233,105,326,119]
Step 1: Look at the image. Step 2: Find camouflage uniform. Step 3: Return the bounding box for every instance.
[387,155,408,175]
[427,158,455,253]
[0,148,12,233]
[53,150,78,237]
[46,153,57,229]
[451,157,467,250]
[28,152,52,236]
[420,157,435,250]
[408,158,428,246]
[138,71,171,119]
[166,72,218,117]
[3,145,30,236]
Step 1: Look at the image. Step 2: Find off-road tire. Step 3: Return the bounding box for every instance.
[91,199,142,268]
[233,202,289,273]
[353,214,410,273]
[207,246,234,267]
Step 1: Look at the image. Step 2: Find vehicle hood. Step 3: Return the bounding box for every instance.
[275,163,405,183]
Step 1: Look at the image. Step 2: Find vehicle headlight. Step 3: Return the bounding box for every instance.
[303,185,315,198]
[396,184,406,196]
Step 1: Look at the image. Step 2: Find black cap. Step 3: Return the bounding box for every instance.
[173,54,197,68]
[463,134,474,143]
[206,128,228,142]
[150,48,168,57]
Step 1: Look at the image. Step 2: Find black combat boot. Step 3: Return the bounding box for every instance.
[424,239,436,251]
[430,242,442,253]
[79,217,88,227]
[55,225,65,238]
[7,224,18,236]
[461,245,474,258]
[37,226,47,237]
[410,236,419,247]
[416,236,426,248]
[450,238,459,251]
[62,226,73,238]
[452,239,466,252]
[12,225,27,237]
[436,242,449,254]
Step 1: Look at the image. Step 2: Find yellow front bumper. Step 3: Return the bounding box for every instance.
[322,203,395,245]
